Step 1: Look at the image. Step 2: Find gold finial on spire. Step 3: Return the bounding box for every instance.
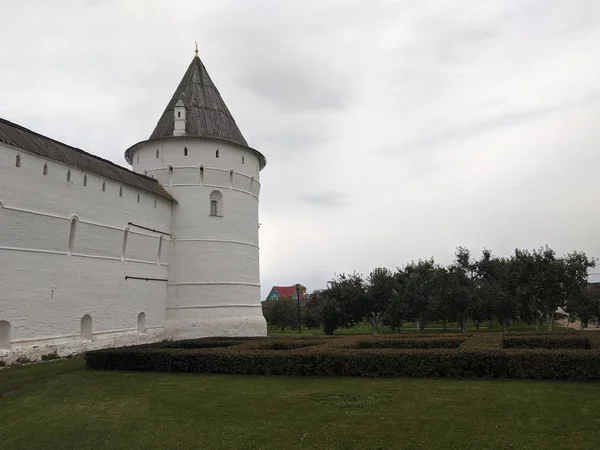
[194,41,198,57]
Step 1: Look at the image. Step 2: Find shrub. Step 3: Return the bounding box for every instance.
[0,360,6,367]
[41,351,60,361]
[503,336,590,349]
[15,356,31,365]
[355,337,466,349]
[85,333,600,381]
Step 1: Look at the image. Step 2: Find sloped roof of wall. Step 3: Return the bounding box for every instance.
[124,54,266,169]
[0,118,173,201]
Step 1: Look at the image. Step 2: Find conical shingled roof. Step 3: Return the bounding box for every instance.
[149,55,248,147]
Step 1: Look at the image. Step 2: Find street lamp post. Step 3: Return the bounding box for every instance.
[295,283,301,334]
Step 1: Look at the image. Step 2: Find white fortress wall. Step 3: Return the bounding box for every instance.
[0,142,172,360]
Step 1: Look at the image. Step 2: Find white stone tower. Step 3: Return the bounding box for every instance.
[124,47,267,338]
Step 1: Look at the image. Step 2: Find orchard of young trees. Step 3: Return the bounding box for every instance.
[265,246,599,335]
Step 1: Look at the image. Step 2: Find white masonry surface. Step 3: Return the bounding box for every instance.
[0,54,267,362]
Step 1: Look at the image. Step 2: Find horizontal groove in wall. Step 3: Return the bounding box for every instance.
[0,246,66,256]
[0,200,171,237]
[166,304,262,310]
[173,238,258,248]
[167,281,260,287]
[163,183,259,199]
[10,326,165,344]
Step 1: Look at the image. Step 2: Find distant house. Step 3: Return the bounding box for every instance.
[264,286,305,305]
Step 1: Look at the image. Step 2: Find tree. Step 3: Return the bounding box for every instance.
[402,258,443,334]
[302,290,325,330]
[322,272,366,334]
[477,250,516,331]
[263,298,297,331]
[563,251,597,329]
[382,271,411,332]
[364,267,396,334]
[447,247,476,333]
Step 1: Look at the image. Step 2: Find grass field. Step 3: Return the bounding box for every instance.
[268,319,565,337]
[2,358,600,449]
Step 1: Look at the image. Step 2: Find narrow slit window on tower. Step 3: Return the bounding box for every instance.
[43,163,48,175]
[157,236,163,262]
[83,174,87,186]
[137,156,139,164]
[168,167,173,186]
[68,217,77,254]
[67,170,71,182]
[156,149,159,159]
[242,156,245,164]
[199,166,204,183]
[119,186,123,197]
[153,197,157,208]
[102,181,106,192]
[137,193,140,203]
[184,146,188,156]
[16,155,21,167]
[122,228,129,259]
[216,149,219,158]
[229,170,234,183]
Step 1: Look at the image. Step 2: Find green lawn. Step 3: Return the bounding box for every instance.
[2,359,600,449]
[268,319,565,337]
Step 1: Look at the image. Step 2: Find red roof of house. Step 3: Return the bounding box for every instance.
[273,286,304,299]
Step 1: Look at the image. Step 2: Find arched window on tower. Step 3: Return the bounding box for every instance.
[209,190,223,217]
[199,166,205,183]
[184,147,188,156]
[81,315,92,340]
[138,312,147,333]
[229,170,234,184]
[0,320,11,349]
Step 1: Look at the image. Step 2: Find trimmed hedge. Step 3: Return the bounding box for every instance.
[503,336,591,349]
[355,337,466,349]
[85,333,600,381]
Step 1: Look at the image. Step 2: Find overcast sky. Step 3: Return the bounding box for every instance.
[2,0,600,296]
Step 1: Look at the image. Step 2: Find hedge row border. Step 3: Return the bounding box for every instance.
[85,332,600,381]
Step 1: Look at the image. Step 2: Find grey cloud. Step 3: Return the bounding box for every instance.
[239,63,349,112]
[301,192,348,207]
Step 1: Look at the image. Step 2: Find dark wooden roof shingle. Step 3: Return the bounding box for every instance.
[0,118,173,201]
[149,55,249,147]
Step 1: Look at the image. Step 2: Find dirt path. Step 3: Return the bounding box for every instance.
[560,318,600,331]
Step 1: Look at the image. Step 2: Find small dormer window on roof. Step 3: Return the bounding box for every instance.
[173,99,187,137]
